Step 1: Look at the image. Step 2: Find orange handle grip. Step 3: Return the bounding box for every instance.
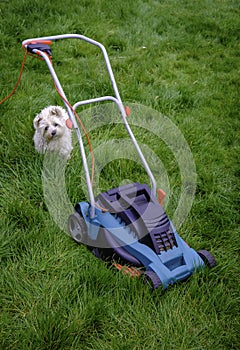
[29,40,53,45]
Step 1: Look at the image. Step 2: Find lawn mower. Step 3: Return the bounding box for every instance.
[22,34,216,289]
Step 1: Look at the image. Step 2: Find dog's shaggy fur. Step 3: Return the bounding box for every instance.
[33,106,73,159]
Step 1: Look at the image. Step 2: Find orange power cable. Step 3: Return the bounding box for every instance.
[0,49,28,105]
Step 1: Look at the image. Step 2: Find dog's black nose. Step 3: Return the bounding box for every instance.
[51,130,57,136]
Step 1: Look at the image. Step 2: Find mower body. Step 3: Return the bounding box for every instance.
[72,183,205,289]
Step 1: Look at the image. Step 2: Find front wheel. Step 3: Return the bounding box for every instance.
[68,212,87,244]
[197,249,216,268]
[143,270,162,290]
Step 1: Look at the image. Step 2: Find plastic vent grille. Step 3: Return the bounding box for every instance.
[153,228,177,253]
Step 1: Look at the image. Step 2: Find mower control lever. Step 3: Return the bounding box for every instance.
[26,43,52,57]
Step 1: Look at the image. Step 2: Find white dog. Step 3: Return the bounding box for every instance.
[33,106,73,159]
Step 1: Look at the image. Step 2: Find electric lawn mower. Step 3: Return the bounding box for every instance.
[22,34,216,289]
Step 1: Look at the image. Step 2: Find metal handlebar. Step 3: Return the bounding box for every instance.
[22,34,157,217]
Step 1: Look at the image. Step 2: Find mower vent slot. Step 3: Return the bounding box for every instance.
[153,228,178,253]
[144,212,169,229]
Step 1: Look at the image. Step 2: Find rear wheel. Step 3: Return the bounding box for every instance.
[197,249,216,268]
[143,270,162,290]
[68,212,87,244]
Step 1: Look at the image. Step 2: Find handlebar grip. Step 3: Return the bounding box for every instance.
[25,43,52,57]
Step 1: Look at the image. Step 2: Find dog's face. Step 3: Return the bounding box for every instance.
[34,106,67,142]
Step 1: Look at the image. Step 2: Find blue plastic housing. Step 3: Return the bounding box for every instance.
[75,183,205,289]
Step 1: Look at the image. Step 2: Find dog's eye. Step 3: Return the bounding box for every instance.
[54,123,59,127]
[45,126,49,131]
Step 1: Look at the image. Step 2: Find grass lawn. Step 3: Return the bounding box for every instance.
[0,0,239,349]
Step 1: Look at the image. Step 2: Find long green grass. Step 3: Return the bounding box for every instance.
[1,0,240,349]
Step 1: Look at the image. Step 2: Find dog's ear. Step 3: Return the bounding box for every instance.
[33,115,42,129]
[50,106,63,118]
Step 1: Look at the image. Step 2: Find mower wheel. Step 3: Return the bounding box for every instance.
[197,249,216,268]
[143,270,162,290]
[68,212,87,244]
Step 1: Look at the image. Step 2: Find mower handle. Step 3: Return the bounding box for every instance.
[22,34,157,217]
